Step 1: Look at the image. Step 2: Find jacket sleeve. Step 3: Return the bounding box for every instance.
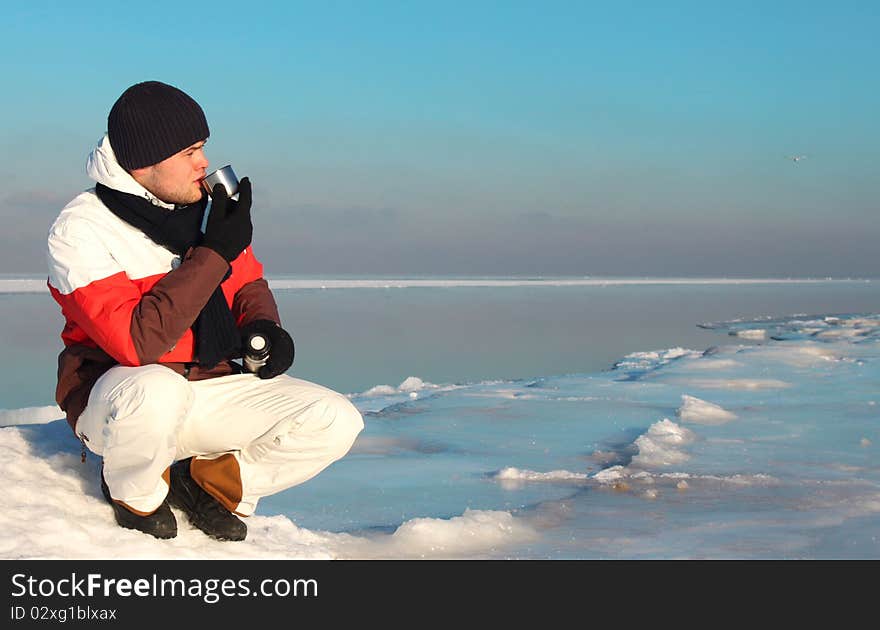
[232,277,281,327]
[49,216,230,365]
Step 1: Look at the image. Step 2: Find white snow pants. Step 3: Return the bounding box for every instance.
[75,365,364,516]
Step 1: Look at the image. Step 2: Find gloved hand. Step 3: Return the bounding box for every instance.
[239,319,295,379]
[201,177,253,262]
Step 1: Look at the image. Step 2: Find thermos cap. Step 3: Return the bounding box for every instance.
[249,335,267,351]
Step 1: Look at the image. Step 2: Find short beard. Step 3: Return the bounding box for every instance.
[166,187,205,206]
[140,174,202,206]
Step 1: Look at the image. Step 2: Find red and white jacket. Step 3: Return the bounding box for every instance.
[47,135,280,432]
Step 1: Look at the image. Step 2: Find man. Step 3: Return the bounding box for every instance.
[47,81,363,541]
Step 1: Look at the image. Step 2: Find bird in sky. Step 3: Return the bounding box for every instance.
[788,154,808,162]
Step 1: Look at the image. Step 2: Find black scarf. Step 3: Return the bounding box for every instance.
[95,183,241,369]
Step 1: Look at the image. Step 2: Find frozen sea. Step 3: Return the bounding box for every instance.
[1,276,878,559]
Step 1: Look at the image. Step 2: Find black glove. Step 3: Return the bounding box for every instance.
[201,177,253,262]
[240,319,295,379]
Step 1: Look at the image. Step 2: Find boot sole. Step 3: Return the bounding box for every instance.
[116,519,177,539]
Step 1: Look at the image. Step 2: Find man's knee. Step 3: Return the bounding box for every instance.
[108,365,193,434]
[319,394,364,458]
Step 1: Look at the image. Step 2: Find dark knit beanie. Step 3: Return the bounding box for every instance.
[108,81,210,171]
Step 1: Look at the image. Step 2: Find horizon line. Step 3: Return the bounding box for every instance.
[2,275,874,294]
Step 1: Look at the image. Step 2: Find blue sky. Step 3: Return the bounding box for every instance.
[1,1,877,276]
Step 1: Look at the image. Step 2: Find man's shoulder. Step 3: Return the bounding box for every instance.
[47,189,130,292]
[49,188,142,247]
[49,188,103,238]
[47,188,178,292]
[47,189,115,276]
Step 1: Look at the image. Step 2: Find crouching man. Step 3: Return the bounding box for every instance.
[47,81,363,541]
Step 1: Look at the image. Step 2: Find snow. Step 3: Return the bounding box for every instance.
[3,310,879,558]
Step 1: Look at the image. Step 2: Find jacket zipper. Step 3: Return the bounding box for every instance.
[79,434,88,463]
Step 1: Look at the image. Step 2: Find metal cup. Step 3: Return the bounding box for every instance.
[201,164,240,201]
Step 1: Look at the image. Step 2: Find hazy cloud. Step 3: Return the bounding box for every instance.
[0,189,71,273]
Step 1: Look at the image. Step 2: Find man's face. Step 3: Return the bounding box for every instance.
[130,141,209,205]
